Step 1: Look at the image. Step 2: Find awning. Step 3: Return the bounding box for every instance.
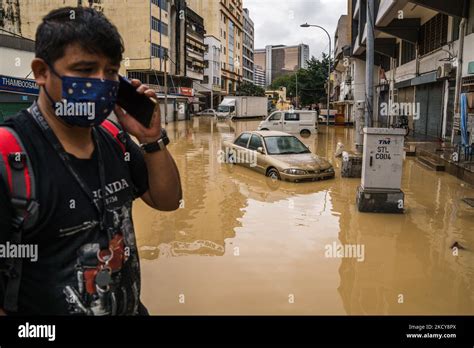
[394,71,438,88]
[411,71,438,86]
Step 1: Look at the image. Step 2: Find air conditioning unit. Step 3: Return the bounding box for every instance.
[437,63,454,79]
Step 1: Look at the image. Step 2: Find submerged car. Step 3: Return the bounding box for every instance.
[195,109,217,117]
[221,131,335,182]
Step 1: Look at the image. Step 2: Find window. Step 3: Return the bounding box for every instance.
[151,0,167,11]
[419,14,448,56]
[203,76,209,84]
[401,40,415,65]
[452,16,461,41]
[151,43,168,58]
[151,16,168,35]
[268,112,281,121]
[234,133,251,148]
[248,135,263,151]
[285,113,300,121]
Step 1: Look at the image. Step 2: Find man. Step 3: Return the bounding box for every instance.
[0,7,182,315]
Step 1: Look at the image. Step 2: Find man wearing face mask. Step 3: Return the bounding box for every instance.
[0,7,182,315]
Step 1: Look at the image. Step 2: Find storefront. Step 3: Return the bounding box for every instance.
[0,74,39,123]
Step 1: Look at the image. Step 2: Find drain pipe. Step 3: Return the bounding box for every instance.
[451,18,466,145]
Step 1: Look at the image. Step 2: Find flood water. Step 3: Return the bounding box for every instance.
[134,117,474,315]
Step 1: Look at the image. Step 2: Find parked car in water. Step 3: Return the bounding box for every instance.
[257,110,318,137]
[195,109,217,116]
[221,131,335,182]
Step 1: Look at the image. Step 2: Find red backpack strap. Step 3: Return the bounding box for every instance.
[100,119,126,153]
[0,125,39,312]
[0,126,39,230]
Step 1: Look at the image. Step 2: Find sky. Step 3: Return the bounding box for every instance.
[244,0,348,60]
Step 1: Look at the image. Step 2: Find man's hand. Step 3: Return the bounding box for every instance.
[113,79,161,143]
[113,78,182,211]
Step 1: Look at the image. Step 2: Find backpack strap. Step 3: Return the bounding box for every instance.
[0,126,39,312]
[100,119,127,154]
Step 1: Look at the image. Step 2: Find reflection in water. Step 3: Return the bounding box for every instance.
[133,117,474,315]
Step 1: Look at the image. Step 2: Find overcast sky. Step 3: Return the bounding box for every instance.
[244,0,348,59]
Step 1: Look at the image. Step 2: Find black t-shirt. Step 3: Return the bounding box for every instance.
[0,108,149,315]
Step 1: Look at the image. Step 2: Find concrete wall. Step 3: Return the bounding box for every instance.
[19,0,153,73]
[0,47,35,77]
[462,33,474,76]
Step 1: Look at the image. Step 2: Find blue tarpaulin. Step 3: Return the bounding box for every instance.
[460,93,468,146]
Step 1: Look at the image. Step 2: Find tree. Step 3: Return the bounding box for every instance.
[268,54,331,106]
[236,81,266,97]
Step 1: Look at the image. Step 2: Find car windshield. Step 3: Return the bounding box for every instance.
[263,136,310,155]
[218,105,230,112]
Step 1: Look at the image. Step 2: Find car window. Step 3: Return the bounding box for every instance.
[263,136,311,155]
[285,113,300,121]
[248,134,263,151]
[234,133,251,148]
[268,112,281,121]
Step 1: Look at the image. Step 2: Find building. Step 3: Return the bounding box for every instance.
[0,0,21,34]
[184,6,206,111]
[187,0,244,96]
[242,8,254,84]
[331,11,370,125]
[17,0,191,123]
[0,33,38,122]
[254,64,266,88]
[185,7,206,82]
[195,34,222,109]
[345,0,473,141]
[254,44,310,86]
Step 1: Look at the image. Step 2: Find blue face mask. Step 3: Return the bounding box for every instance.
[44,64,119,127]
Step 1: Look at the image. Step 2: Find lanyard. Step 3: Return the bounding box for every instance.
[30,102,110,235]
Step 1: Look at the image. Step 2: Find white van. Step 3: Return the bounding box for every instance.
[257,110,318,136]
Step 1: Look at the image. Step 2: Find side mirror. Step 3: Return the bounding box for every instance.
[257,147,265,154]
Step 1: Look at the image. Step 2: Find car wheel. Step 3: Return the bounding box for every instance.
[266,168,280,181]
[300,129,311,137]
[260,128,269,131]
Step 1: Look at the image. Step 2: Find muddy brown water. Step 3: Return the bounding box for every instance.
[134,117,474,315]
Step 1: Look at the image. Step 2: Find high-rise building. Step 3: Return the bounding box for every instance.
[186,0,244,95]
[253,65,266,88]
[254,44,310,86]
[195,34,222,109]
[18,0,187,90]
[242,8,254,84]
[185,7,206,83]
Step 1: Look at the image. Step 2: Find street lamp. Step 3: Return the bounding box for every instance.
[300,22,332,127]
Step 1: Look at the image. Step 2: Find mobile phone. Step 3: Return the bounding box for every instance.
[116,75,158,128]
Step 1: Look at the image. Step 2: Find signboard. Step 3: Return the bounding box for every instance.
[179,87,194,97]
[0,75,39,96]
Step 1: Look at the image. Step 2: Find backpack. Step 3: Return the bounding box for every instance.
[0,119,126,312]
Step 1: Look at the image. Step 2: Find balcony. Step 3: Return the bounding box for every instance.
[375,0,409,27]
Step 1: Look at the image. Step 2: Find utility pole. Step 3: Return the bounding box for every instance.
[365,0,375,128]
[295,71,298,109]
[164,51,168,124]
[327,47,331,127]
